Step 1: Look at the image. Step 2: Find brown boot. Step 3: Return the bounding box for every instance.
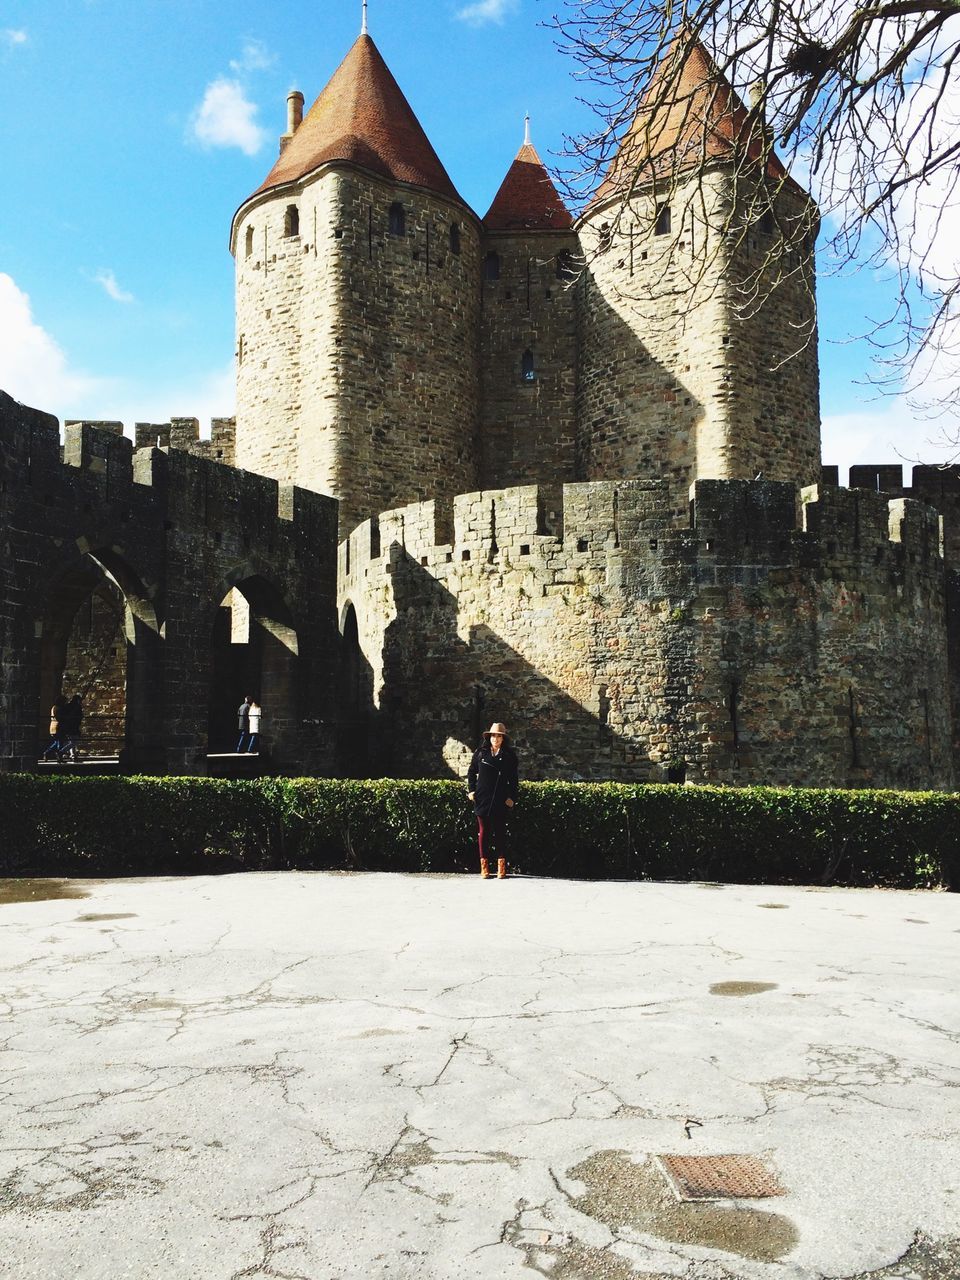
[497,859,507,879]
[480,858,490,879]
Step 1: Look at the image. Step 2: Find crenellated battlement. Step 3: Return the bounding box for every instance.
[339,476,947,595]
[134,416,236,467]
[0,394,333,540]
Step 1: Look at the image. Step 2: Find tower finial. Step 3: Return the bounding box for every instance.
[524,113,531,146]
[361,0,368,34]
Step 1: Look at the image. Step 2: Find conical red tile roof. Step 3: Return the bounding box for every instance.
[483,142,573,232]
[252,34,463,205]
[594,31,790,204]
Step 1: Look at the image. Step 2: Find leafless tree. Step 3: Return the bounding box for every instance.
[551,0,960,413]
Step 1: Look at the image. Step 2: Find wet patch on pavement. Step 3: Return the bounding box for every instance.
[75,912,137,922]
[567,1150,798,1263]
[0,879,89,906]
[709,981,778,997]
[508,1229,671,1279]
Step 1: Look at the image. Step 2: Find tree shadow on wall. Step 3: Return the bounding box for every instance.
[576,267,708,500]
[371,546,649,781]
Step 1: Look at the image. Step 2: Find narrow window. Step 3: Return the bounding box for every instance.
[597,223,612,252]
[654,204,671,236]
[389,202,405,236]
[237,334,244,366]
[760,209,775,235]
[484,251,501,281]
[284,204,300,237]
[244,226,254,258]
[450,223,461,256]
[521,349,535,382]
[556,249,576,281]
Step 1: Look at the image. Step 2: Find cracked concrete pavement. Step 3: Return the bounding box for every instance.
[0,872,958,1279]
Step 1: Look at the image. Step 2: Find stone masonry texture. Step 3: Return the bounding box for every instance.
[337,480,954,787]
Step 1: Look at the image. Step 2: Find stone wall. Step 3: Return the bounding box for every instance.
[721,184,821,489]
[479,230,579,490]
[576,170,821,517]
[0,392,340,775]
[338,477,953,789]
[233,166,482,538]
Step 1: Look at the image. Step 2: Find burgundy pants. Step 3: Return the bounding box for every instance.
[477,812,508,861]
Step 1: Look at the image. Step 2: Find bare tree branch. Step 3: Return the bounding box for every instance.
[551,0,960,422]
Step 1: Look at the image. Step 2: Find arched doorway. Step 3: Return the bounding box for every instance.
[37,551,161,767]
[207,576,300,764]
[339,601,373,776]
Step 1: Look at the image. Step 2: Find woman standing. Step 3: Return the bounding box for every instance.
[467,722,518,879]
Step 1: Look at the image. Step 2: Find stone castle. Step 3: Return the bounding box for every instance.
[2,27,959,787]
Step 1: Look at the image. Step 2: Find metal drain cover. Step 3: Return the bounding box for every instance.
[656,1154,785,1201]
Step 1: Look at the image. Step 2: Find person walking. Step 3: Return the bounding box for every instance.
[236,695,253,753]
[41,696,67,761]
[467,721,518,879]
[246,698,261,753]
[59,693,83,761]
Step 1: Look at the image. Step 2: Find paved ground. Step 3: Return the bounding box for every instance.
[0,873,958,1280]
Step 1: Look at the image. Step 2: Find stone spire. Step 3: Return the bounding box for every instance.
[594,28,791,204]
[250,33,464,205]
[483,123,572,232]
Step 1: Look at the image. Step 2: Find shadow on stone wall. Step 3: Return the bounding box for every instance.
[372,547,641,781]
[577,268,706,511]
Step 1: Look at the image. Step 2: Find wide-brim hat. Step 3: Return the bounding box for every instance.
[482,722,509,740]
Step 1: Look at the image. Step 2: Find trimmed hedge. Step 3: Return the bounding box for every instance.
[0,776,957,888]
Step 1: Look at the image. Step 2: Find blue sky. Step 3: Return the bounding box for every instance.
[1,0,953,480]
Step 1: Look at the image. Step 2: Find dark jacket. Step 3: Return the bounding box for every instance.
[238,700,251,731]
[60,695,83,737]
[468,742,519,817]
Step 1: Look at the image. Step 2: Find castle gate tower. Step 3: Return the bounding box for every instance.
[576,35,821,516]
[478,122,580,490]
[230,30,481,537]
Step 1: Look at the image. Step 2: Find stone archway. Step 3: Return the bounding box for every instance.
[207,575,300,764]
[338,601,375,776]
[37,550,161,768]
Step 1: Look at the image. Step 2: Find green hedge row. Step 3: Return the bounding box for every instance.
[0,776,957,888]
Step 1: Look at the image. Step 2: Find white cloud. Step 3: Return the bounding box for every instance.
[455,0,519,27]
[822,396,960,485]
[92,269,135,304]
[0,272,234,433]
[190,78,267,156]
[106,364,236,435]
[230,39,276,74]
[0,273,103,412]
[1,28,27,47]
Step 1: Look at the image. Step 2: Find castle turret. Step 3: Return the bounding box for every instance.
[577,33,820,514]
[479,121,579,489]
[230,30,481,537]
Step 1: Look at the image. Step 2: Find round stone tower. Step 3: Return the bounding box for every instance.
[576,34,821,516]
[478,120,580,491]
[230,30,481,537]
